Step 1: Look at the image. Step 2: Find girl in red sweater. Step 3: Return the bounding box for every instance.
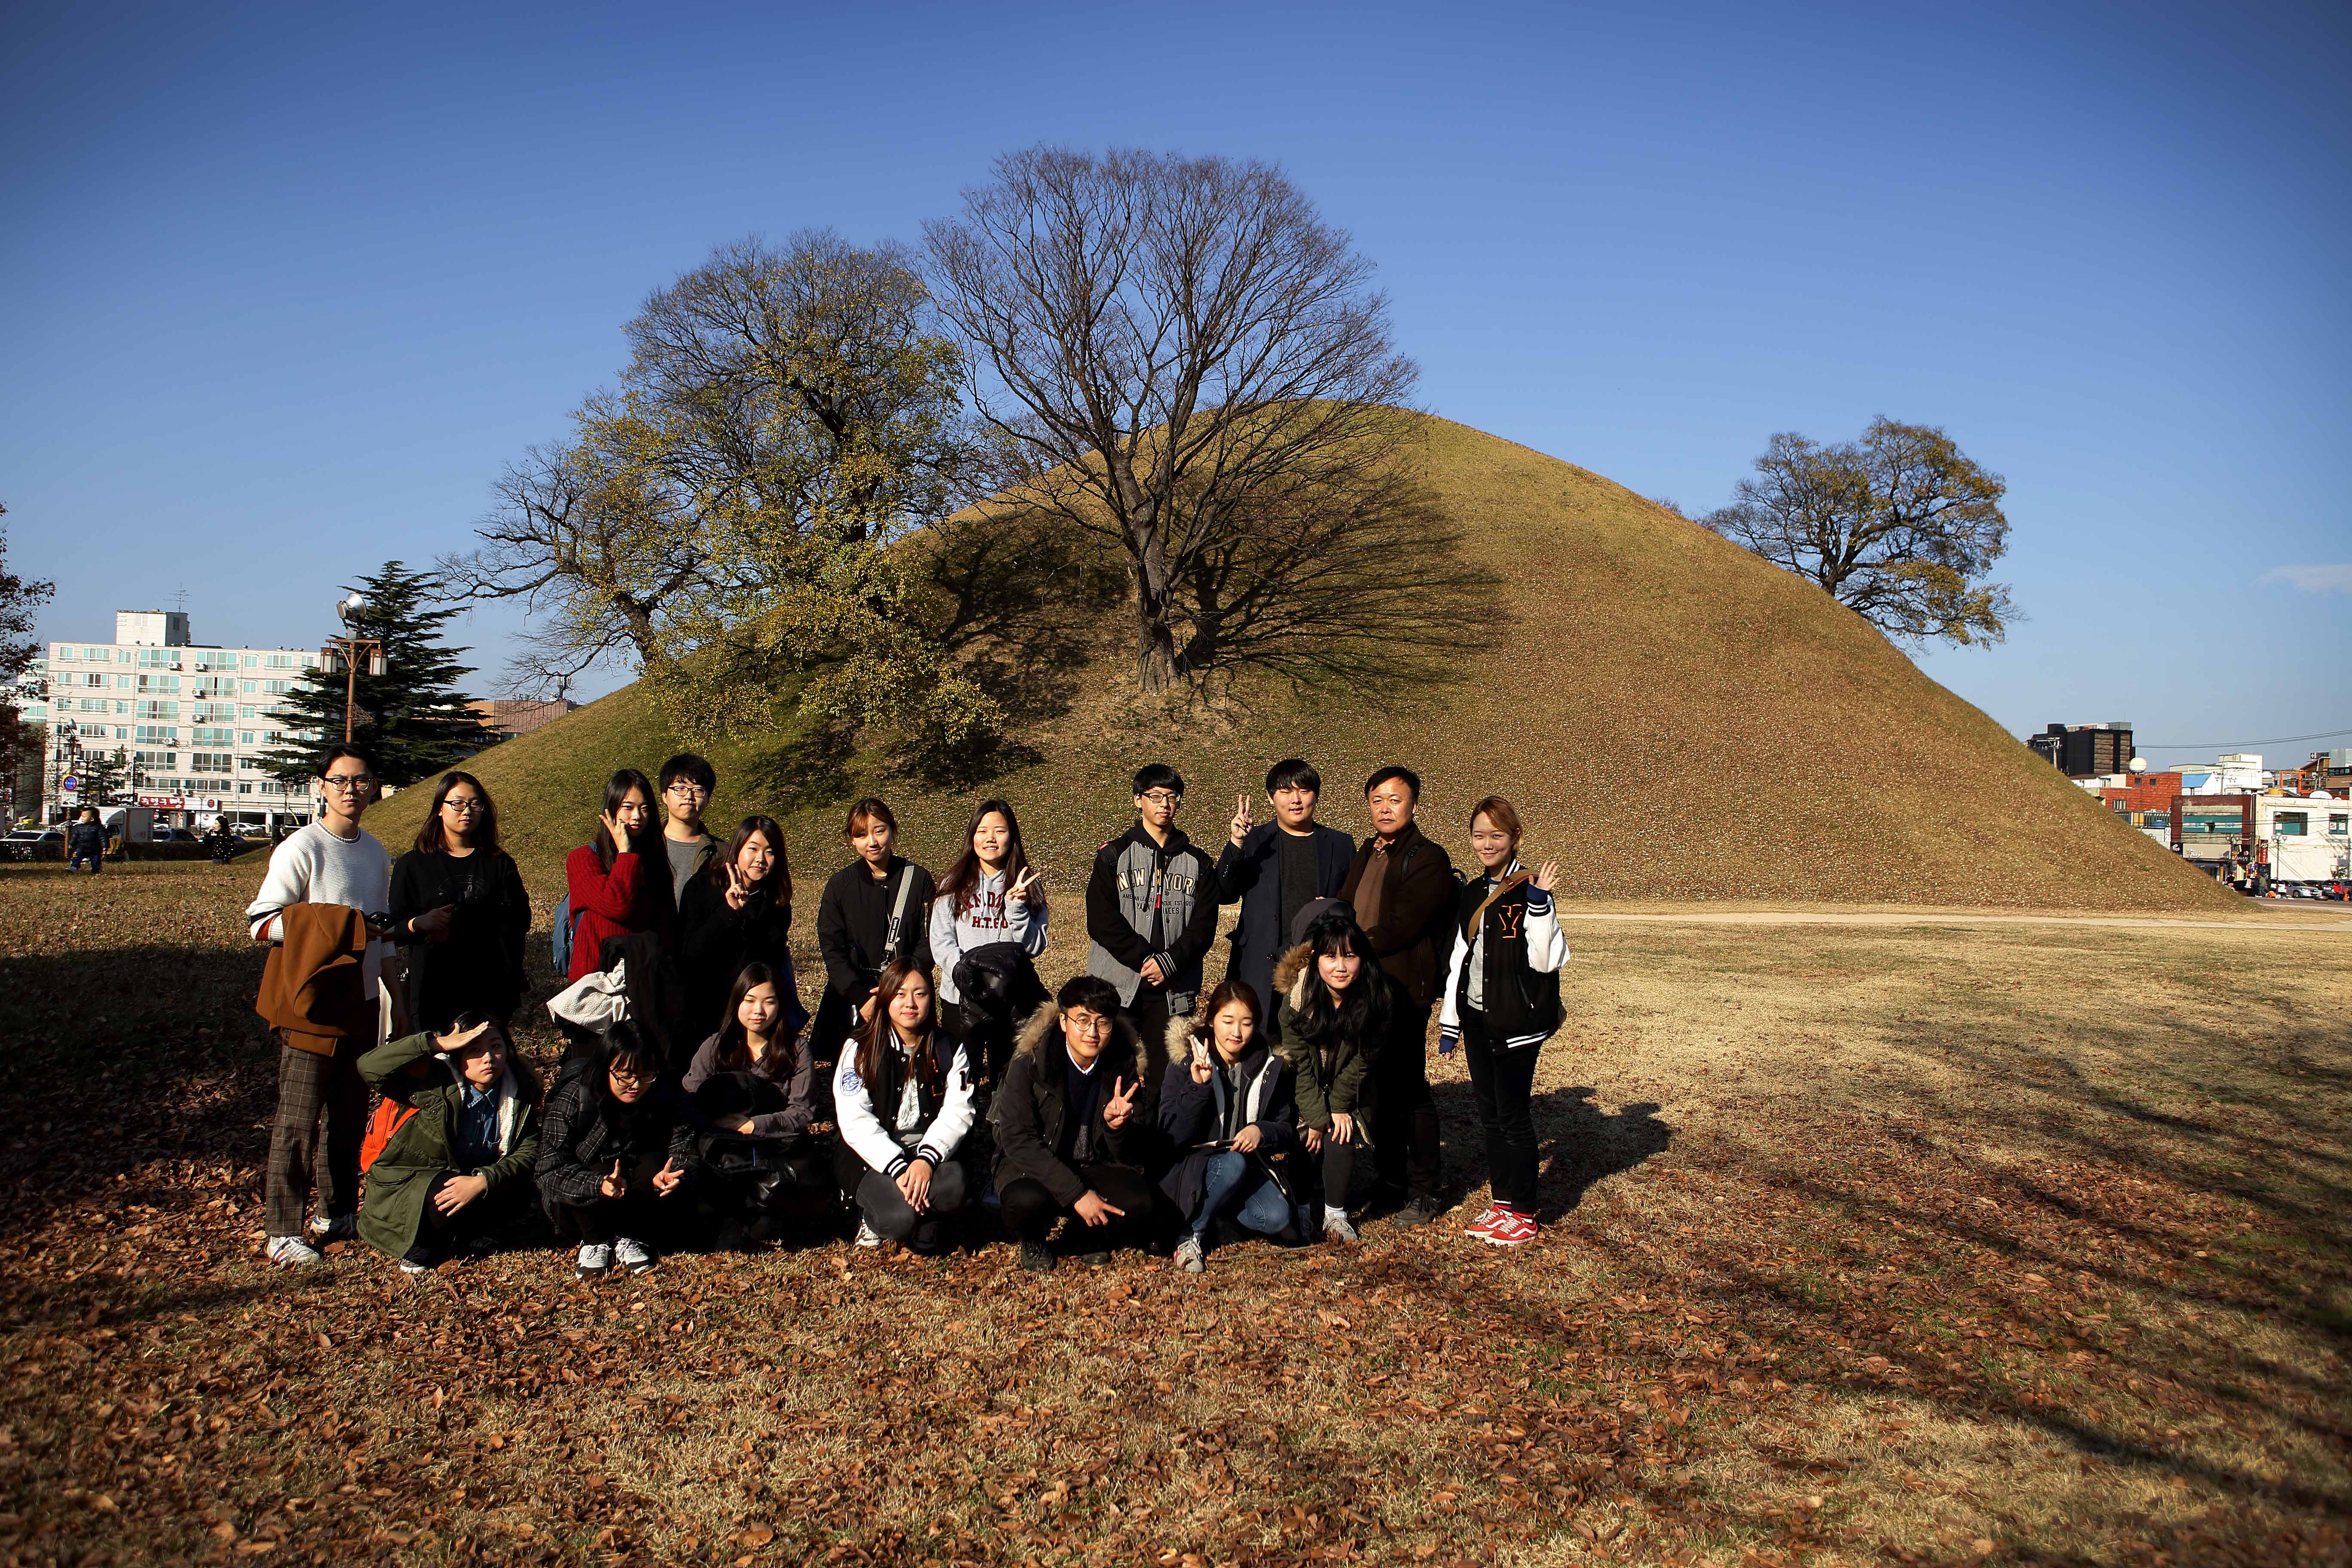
[564,769,667,982]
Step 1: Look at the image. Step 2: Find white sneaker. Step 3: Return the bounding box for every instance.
[398,1259,431,1277]
[1174,1233,1206,1274]
[1322,1206,1360,1243]
[266,1235,325,1267]
[854,1220,883,1249]
[576,1242,613,1277]
[306,1213,355,1243]
[615,1237,655,1274]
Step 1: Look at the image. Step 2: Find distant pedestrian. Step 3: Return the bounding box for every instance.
[66,807,104,875]
[389,771,531,1032]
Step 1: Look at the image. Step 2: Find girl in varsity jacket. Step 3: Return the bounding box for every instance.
[832,961,977,1255]
[1436,795,1569,1250]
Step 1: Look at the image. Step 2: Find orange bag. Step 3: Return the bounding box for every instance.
[361,1098,419,1173]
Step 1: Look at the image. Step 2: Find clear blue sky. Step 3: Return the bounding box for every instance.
[5,1,2346,766]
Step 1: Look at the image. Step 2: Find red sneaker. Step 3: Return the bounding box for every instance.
[1463,1202,1508,1240]
[1480,1209,1538,1247]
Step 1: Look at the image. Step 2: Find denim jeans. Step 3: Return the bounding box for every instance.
[1193,1150,1292,1236]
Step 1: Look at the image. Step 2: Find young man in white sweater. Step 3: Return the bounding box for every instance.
[244,744,400,1266]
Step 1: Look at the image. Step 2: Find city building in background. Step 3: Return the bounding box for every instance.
[2027,721,2135,777]
[42,610,324,828]
[468,697,578,741]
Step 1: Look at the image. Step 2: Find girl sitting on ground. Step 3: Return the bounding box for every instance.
[357,1014,541,1276]
[832,962,977,1255]
[1156,977,1299,1272]
[683,964,830,1250]
[1271,902,1403,1243]
[535,1026,699,1277]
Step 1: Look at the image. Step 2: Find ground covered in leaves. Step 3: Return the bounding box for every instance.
[0,862,2343,1567]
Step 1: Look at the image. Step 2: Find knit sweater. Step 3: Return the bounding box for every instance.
[246,821,394,992]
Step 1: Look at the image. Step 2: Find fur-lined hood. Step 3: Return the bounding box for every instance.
[1013,999,1161,1082]
[1272,942,1316,1014]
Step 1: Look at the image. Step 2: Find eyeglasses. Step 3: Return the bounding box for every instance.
[608,1067,646,1086]
[1066,1016,1110,1038]
[442,799,484,815]
[321,774,375,792]
[1139,791,1181,808]
[665,782,708,798]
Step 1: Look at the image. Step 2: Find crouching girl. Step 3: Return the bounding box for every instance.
[684,964,831,1249]
[1158,978,1298,1272]
[1272,903,1402,1243]
[1438,796,1568,1249]
[535,1026,699,1277]
[358,1014,540,1276]
[833,962,977,1254]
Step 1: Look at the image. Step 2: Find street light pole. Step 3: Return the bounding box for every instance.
[321,591,383,747]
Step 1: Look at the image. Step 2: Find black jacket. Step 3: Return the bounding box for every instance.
[66,822,104,858]
[676,873,809,1047]
[1156,1017,1299,1218]
[814,857,935,1023]
[1214,821,1355,1018]
[533,1073,700,1210]
[991,1001,1164,1207]
[389,847,531,1030]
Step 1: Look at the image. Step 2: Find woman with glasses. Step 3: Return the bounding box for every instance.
[535,1025,699,1277]
[564,768,666,983]
[390,771,531,1032]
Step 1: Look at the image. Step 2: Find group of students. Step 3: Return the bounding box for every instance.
[245,745,1570,1277]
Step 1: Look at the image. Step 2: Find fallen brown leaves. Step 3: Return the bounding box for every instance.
[0,864,2344,1567]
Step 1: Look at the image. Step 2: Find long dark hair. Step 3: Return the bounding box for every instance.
[932,797,1031,915]
[711,962,798,1080]
[707,814,792,921]
[852,960,941,1101]
[591,768,656,873]
[1293,906,1391,1053]
[413,770,500,856]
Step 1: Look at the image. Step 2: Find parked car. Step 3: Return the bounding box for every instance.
[3,828,64,863]
[147,826,189,844]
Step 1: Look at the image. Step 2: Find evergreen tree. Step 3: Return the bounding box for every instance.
[260,562,495,787]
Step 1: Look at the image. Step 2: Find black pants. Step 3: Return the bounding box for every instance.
[545,1151,690,1247]
[1120,987,1174,1062]
[403,1175,526,1265]
[1313,1121,1374,1209]
[705,1146,833,1233]
[852,1161,970,1242]
[999,1163,1159,1251]
[1461,1013,1541,1212]
[1371,1002,1441,1198]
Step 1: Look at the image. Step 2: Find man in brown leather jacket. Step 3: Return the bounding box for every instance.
[1338,766,1455,1227]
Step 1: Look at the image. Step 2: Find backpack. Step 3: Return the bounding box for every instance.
[361,1097,419,1174]
[551,893,580,975]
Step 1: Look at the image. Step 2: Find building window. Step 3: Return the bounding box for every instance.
[239,705,256,719]
[56,646,76,661]
[132,750,176,768]
[191,753,233,774]
[237,782,254,794]
[135,701,179,720]
[239,731,255,744]
[137,648,175,668]
[263,680,291,695]
[265,654,297,670]
[194,726,234,744]
[2331,814,2349,837]
[2275,812,2308,837]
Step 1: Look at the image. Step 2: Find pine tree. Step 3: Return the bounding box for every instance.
[260,562,496,787]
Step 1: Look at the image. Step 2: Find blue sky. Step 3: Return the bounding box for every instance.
[4,1,2346,766]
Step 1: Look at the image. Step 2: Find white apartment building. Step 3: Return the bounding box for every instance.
[42,610,324,827]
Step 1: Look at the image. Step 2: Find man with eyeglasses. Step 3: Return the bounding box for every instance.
[245,743,400,1266]
[1085,763,1219,1094]
[655,753,719,909]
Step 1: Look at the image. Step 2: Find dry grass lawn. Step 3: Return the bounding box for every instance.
[0,861,2342,1567]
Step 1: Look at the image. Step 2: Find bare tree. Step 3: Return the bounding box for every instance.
[436,426,708,697]
[1705,418,2017,648]
[0,503,57,811]
[926,147,1465,693]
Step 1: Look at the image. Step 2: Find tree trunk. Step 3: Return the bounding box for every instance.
[1132,523,1180,692]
